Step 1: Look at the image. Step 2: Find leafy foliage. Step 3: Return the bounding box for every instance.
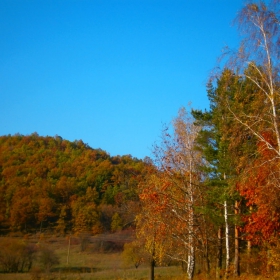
[0,238,37,272]
[0,134,147,234]
[37,246,60,273]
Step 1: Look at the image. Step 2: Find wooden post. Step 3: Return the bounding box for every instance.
[67,234,71,265]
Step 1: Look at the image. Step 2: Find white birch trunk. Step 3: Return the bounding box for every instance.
[187,159,195,280]
[224,200,230,277]
[234,200,240,277]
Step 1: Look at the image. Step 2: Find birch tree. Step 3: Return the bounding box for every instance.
[223,0,280,162]
[214,0,280,275]
[138,107,209,280]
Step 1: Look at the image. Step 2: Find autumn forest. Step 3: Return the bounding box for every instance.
[1,1,280,280]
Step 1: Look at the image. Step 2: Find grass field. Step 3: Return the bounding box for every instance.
[0,233,187,280]
[0,234,274,280]
[0,262,186,280]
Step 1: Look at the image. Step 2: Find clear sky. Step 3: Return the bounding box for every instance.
[1,0,245,159]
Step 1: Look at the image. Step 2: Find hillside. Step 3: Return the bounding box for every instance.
[0,133,147,234]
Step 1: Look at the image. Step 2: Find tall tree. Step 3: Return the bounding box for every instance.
[223,0,280,161]
[192,74,241,278]
[210,0,280,275]
[138,108,209,280]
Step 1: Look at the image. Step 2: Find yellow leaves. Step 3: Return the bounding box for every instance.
[110,212,123,232]
[121,241,145,268]
[248,3,259,12]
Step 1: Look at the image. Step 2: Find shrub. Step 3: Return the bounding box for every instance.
[38,246,60,273]
[0,238,37,272]
[111,212,123,232]
[78,232,91,252]
[122,241,146,268]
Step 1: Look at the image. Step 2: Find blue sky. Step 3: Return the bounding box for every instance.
[1,0,245,159]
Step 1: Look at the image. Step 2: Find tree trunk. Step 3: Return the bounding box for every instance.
[187,245,195,280]
[224,200,230,279]
[234,200,240,277]
[246,240,252,274]
[246,205,252,274]
[202,215,210,276]
[216,226,223,279]
[187,160,195,280]
[149,259,155,280]
[204,242,210,276]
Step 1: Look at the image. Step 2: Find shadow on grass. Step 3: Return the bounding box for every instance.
[51,266,99,273]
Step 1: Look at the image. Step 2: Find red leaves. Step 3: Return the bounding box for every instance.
[257,131,278,159]
[238,132,280,245]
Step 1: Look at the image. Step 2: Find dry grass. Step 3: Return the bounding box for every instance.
[0,234,186,280]
[0,235,276,279]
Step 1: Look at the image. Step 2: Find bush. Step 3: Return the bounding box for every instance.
[122,241,146,268]
[38,246,60,273]
[78,232,91,252]
[0,238,37,272]
[111,212,123,232]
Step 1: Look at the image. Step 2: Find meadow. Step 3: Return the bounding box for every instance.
[0,233,273,280]
[0,234,186,280]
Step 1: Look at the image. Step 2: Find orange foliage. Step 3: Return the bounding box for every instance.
[0,134,147,233]
[238,131,280,244]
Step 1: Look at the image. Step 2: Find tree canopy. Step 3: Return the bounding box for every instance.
[0,133,147,234]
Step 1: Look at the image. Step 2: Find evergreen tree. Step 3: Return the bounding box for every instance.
[192,71,243,278]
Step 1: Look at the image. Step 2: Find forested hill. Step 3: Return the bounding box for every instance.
[0,133,147,234]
